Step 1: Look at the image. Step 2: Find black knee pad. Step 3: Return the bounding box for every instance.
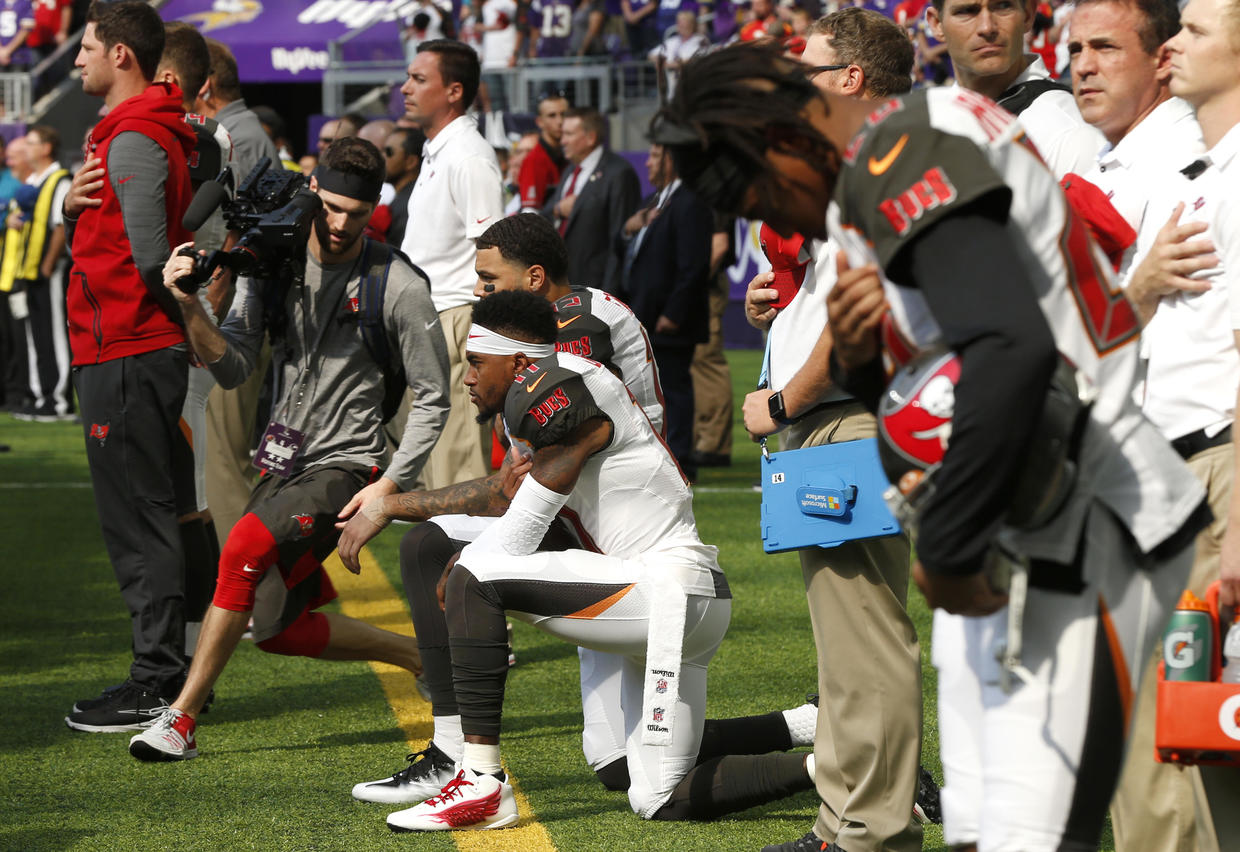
[594,758,631,792]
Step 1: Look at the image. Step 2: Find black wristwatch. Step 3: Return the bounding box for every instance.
[768,390,793,426]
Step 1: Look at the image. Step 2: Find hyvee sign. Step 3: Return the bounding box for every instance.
[163,0,409,82]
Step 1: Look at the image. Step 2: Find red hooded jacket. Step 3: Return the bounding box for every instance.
[67,83,197,365]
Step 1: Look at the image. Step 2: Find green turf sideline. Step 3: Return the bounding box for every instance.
[0,349,1115,850]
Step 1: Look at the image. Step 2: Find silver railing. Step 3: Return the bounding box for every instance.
[0,73,31,120]
[322,54,665,148]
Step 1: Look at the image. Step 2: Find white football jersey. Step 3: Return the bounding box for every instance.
[830,87,1204,559]
[553,286,665,434]
[503,352,719,596]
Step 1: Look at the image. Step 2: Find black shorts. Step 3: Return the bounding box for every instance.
[247,463,374,641]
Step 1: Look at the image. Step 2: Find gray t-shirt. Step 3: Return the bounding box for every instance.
[209,244,450,488]
[216,99,281,185]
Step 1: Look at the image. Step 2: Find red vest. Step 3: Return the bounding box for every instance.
[67,83,197,365]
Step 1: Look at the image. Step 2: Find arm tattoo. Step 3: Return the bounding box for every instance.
[389,474,510,521]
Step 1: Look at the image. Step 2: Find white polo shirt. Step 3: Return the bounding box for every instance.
[1128,123,1240,442]
[1004,55,1105,179]
[1084,97,1204,237]
[401,114,505,313]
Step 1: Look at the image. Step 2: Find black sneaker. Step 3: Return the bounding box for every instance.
[761,831,843,852]
[913,765,942,825]
[64,681,171,732]
[351,741,458,804]
[72,681,128,713]
[73,680,213,715]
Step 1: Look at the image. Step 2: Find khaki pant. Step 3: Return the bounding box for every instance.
[419,303,489,490]
[690,277,732,458]
[1111,442,1240,852]
[793,403,923,852]
[203,341,270,545]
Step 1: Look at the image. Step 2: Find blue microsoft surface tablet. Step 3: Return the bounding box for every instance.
[759,438,902,553]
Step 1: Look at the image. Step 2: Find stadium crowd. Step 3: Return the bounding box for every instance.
[0,0,1238,849]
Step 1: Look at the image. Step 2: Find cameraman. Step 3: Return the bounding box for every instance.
[128,138,451,762]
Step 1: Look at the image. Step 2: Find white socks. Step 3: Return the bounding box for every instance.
[432,715,464,763]
[463,741,502,776]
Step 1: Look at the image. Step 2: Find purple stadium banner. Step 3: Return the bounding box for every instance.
[159,0,408,83]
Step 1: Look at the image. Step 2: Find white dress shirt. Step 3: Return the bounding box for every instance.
[1128,122,1239,441]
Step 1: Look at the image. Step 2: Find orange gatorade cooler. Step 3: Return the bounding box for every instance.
[1155,582,1240,766]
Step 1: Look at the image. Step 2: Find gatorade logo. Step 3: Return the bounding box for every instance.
[1164,630,1200,669]
[1220,695,1240,742]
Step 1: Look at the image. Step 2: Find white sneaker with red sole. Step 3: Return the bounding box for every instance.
[386,767,518,832]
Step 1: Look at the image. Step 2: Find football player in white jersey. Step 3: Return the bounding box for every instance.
[655,41,1209,851]
[342,292,818,830]
[339,253,817,824]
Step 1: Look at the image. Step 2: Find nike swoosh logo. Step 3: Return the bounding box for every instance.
[556,315,581,329]
[425,319,438,330]
[476,216,490,224]
[118,175,133,185]
[241,565,261,574]
[868,134,909,175]
[524,373,548,394]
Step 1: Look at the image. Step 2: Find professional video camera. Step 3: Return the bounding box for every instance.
[173,156,323,293]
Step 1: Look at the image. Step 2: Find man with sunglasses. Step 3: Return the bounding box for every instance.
[382,126,425,248]
[739,10,931,852]
[660,37,1207,852]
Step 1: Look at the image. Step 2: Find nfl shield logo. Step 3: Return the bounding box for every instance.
[652,707,664,722]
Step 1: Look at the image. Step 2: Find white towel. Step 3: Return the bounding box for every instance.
[640,571,687,746]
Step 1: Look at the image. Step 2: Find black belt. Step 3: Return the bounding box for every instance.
[1170,425,1232,460]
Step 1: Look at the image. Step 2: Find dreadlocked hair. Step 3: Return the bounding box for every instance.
[651,40,834,214]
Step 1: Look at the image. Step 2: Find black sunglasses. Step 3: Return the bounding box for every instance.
[803,64,848,77]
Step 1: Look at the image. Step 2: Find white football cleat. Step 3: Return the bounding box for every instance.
[386,767,518,832]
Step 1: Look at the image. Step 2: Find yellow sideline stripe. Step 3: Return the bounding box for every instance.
[324,549,558,851]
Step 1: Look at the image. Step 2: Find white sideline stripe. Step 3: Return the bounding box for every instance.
[693,486,761,494]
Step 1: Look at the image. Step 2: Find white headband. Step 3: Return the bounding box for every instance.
[466,324,556,359]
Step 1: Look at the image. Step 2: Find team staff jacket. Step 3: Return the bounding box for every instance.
[208,243,451,490]
[830,88,1205,576]
[66,83,196,365]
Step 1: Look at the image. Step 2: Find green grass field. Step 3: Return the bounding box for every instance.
[0,350,1110,851]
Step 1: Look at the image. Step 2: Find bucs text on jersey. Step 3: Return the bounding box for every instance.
[829,87,1204,565]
